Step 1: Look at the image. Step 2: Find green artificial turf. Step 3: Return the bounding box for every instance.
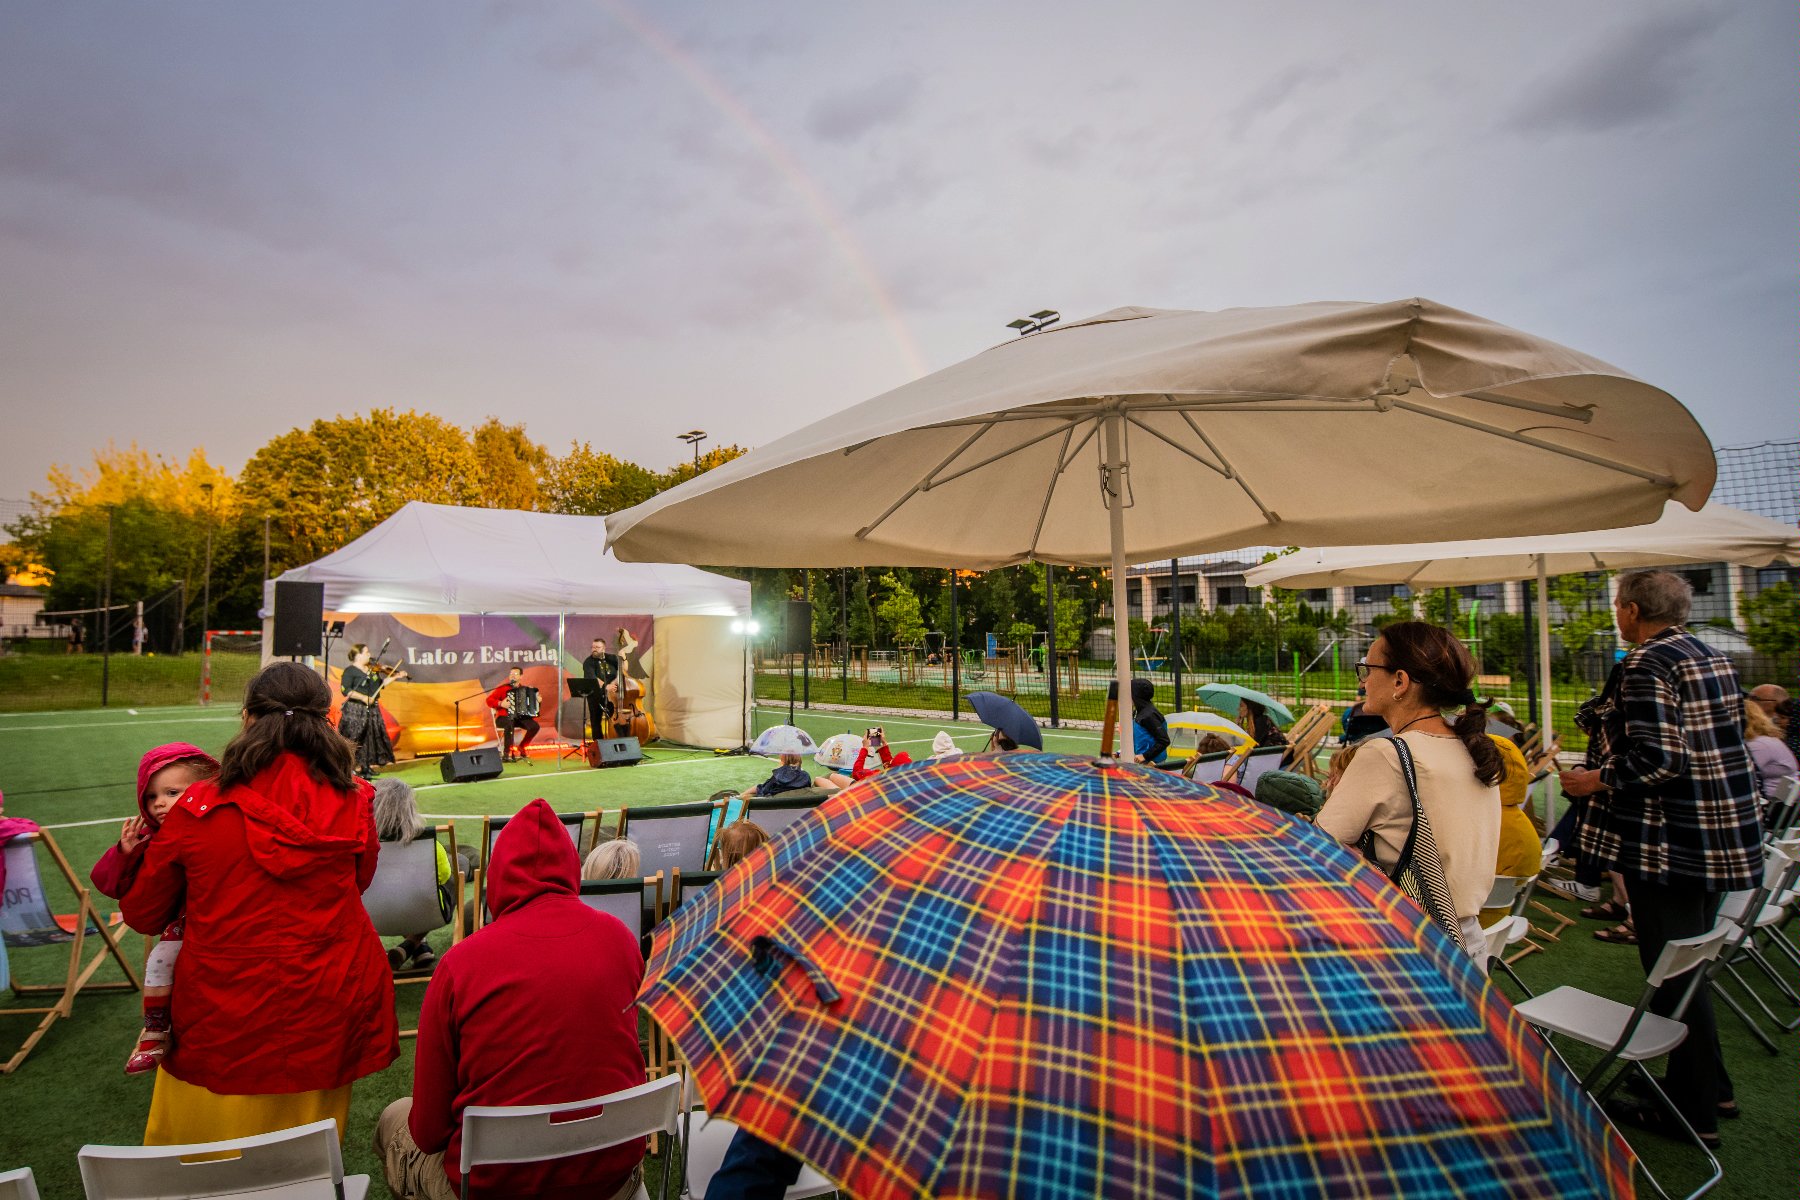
[1,703,1794,1198]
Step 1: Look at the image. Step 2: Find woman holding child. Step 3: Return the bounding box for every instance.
[121,661,398,1143]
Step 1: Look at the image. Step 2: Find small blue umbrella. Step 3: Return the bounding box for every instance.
[1192,682,1294,725]
[966,691,1043,749]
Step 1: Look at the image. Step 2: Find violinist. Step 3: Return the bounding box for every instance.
[581,637,620,738]
[339,642,408,779]
[486,666,540,763]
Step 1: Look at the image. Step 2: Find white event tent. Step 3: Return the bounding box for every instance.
[267,502,751,750]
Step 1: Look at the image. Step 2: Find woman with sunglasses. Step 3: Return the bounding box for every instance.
[1315,621,1504,952]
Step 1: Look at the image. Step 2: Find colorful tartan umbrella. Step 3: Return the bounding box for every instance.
[642,754,1633,1200]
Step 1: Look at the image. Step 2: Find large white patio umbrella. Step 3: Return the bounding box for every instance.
[1245,501,1798,816]
[607,299,1716,743]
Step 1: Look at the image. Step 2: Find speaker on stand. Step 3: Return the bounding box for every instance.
[272,582,326,659]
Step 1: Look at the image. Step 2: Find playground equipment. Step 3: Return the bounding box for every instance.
[1136,626,1170,672]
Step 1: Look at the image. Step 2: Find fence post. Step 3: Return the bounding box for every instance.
[1045,563,1060,728]
[802,572,811,712]
[101,507,114,708]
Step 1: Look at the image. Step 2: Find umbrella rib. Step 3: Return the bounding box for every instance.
[926,419,1086,491]
[1462,390,1597,424]
[1058,423,1100,472]
[855,422,995,539]
[1028,422,1083,556]
[1391,399,1677,486]
[1125,413,1230,478]
[1180,411,1280,523]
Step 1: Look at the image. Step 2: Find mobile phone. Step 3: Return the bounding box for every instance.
[1529,768,1553,784]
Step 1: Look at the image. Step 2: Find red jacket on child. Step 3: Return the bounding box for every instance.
[90,741,215,900]
[851,742,914,781]
[120,752,397,1094]
[410,798,646,1199]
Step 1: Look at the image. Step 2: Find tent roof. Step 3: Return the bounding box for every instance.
[1244,502,1800,590]
[272,502,749,616]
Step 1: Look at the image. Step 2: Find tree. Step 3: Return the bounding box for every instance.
[1420,587,1461,631]
[810,570,840,645]
[540,442,660,516]
[1548,571,1614,679]
[1740,582,1799,660]
[659,444,749,490]
[1373,592,1415,631]
[472,419,549,510]
[1027,566,1088,658]
[874,572,927,648]
[847,569,876,648]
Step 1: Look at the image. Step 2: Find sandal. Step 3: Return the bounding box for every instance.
[1581,900,1630,922]
[1606,1099,1721,1150]
[1594,922,1637,945]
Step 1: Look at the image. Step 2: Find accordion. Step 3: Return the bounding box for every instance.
[506,685,542,718]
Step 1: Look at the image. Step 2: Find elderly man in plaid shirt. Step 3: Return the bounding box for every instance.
[1561,569,1762,1148]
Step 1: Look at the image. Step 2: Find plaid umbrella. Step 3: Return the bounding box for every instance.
[643,754,1633,1200]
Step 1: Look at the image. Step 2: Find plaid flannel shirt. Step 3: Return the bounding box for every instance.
[1576,627,1763,891]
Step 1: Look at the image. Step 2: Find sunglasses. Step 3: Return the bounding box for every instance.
[1354,660,1399,682]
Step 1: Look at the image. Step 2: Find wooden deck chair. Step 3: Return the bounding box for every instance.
[741,790,829,843]
[1,830,141,1074]
[364,825,462,1039]
[1279,704,1335,778]
[474,810,595,929]
[577,874,668,1075]
[617,802,717,880]
[1227,745,1288,793]
[1181,749,1236,784]
[1525,837,1579,942]
[670,869,722,914]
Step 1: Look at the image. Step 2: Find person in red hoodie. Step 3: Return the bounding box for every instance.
[121,662,398,1144]
[375,797,647,1200]
[90,741,220,1074]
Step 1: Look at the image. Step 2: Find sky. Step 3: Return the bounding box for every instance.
[1,1,1794,498]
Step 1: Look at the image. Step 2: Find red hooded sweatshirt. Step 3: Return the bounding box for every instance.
[410,798,646,1198]
[121,752,398,1094]
[90,742,219,900]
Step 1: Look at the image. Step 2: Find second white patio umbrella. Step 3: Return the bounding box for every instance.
[607,299,1716,747]
[1245,500,1798,817]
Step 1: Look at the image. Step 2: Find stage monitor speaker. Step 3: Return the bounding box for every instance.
[439,748,505,783]
[271,581,326,658]
[781,599,812,656]
[586,736,644,768]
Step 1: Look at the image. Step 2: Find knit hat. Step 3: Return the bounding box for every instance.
[930,732,961,759]
[1254,770,1324,818]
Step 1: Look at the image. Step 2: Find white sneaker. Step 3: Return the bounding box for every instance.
[1541,880,1601,903]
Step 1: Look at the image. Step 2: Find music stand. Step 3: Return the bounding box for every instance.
[566,677,602,763]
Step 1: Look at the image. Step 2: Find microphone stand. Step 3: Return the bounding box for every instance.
[452,690,491,753]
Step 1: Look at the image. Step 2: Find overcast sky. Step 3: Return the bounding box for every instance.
[2,1,1793,496]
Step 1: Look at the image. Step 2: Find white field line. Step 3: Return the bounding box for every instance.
[0,716,238,733]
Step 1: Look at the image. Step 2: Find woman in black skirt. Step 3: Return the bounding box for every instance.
[338,643,405,778]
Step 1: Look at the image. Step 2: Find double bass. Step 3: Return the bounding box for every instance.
[611,626,656,742]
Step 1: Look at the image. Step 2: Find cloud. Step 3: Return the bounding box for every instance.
[806,73,920,143]
[1505,7,1727,134]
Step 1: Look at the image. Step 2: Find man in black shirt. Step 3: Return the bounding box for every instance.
[581,637,620,738]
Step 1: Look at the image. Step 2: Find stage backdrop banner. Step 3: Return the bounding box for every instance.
[329,613,652,758]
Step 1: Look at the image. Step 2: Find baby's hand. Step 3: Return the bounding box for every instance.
[119,817,148,854]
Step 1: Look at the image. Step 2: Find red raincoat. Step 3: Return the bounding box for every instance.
[410,798,645,1198]
[120,752,398,1094]
[90,742,217,900]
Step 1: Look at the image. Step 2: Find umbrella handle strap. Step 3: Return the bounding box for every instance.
[750,935,842,1005]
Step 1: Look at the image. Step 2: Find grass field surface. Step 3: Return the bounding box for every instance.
[1,702,1794,1198]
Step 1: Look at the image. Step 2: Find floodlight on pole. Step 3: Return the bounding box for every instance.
[1007,310,1061,336]
[678,429,708,468]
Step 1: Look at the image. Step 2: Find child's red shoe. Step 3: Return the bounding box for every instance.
[125,1041,165,1075]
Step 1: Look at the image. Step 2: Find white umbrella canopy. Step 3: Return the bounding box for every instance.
[607,299,1716,735]
[1245,501,1796,820]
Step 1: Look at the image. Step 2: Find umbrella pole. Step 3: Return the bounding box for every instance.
[1104,412,1132,760]
[1536,555,1555,828]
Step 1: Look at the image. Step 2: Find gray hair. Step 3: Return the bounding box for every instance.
[582,837,641,881]
[1616,569,1691,627]
[371,777,426,843]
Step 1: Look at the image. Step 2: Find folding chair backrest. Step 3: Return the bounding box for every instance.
[673,869,721,910]
[1645,926,1731,993]
[1765,777,1800,843]
[577,878,652,938]
[1477,918,1514,965]
[1481,875,1523,913]
[619,803,716,877]
[1232,746,1288,794]
[0,1168,39,1200]
[78,1118,347,1198]
[483,812,588,871]
[1185,750,1234,784]
[743,792,828,841]
[460,1075,680,1184]
[364,834,450,937]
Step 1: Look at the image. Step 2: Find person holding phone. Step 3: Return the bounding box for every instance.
[843,727,913,783]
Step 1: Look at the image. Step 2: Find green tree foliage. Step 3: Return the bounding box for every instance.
[847,569,876,648]
[1420,587,1461,630]
[1479,611,1528,679]
[659,445,749,490]
[539,441,661,516]
[1027,566,1089,655]
[874,572,928,647]
[1739,582,1799,659]
[472,419,549,511]
[1549,572,1614,679]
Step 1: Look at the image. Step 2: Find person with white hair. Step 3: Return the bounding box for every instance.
[372,778,453,971]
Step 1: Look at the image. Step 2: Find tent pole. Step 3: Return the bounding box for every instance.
[1536,555,1555,829]
[554,615,565,773]
[1104,411,1132,759]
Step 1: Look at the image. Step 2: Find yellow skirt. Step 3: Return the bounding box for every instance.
[145,1068,352,1146]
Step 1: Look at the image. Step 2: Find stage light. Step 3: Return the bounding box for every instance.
[732,620,746,634]
[746,620,761,635]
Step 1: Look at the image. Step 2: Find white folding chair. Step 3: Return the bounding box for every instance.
[0,1168,40,1200]
[461,1075,681,1200]
[1761,777,1800,845]
[619,803,717,879]
[79,1119,368,1199]
[1514,926,1731,1200]
[1706,839,1800,1052]
[680,1077,835,1200]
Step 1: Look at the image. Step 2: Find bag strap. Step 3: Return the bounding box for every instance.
[1389,736,1465,949]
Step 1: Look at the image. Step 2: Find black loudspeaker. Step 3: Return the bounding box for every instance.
[586,736,644,768]
[782,599,812,655]
[271,581,326,657]
[439,748,505,783]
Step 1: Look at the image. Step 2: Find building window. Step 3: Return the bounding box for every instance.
[1681,569,1713,596]
[1216,585,1258,607]
[1352,584,1406,604]
[1301,588,1330,603]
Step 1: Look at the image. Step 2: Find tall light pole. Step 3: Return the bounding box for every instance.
[199,482,215,650]
[677,429,707,469]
